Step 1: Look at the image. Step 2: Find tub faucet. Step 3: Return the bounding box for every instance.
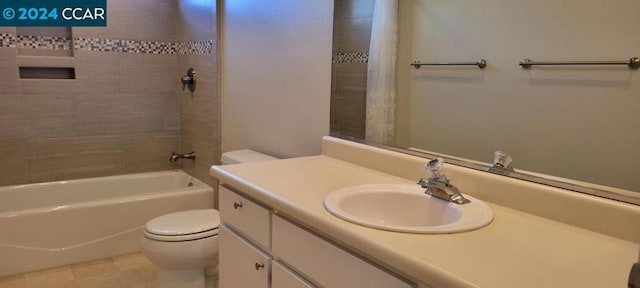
[416,158,470,205]
[170,151,196,162]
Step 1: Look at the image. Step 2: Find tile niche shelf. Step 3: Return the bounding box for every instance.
[17,56,76,80]
[16,27,73,57]
[15,27,76,80]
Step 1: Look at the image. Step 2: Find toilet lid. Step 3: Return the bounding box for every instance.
[145,209,220,237]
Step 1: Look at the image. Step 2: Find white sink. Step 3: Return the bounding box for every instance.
[324,184,493,234]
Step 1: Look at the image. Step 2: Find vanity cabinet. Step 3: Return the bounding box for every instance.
[218,185,415,288]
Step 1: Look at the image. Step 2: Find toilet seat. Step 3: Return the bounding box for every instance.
[144,209,220,242]
[144,227,218,242]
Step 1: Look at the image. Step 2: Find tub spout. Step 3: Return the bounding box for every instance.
[170,151,196,162]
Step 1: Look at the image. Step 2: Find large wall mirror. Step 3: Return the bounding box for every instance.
[330,0,640,204]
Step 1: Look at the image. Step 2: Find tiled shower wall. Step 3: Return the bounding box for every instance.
[330,0,374,139]
[177,0,220,192]
[0,0,219,188]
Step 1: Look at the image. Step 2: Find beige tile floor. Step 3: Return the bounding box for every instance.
[0,253,158,288]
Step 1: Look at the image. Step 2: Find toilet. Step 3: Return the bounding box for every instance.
[143,210,220,288]
[142,149,278,288]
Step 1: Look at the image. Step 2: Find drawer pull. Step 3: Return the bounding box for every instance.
[255,262,265,270]
[233,202,243,209]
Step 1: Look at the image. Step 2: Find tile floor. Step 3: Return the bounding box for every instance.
[0,253,157,288]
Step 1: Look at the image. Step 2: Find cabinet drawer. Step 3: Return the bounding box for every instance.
[272,260,316,288]
[219,225,271,288]
[272,216,414,288]
[219,185,271,249]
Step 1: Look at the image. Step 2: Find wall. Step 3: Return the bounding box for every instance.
[221,0,333,158]
[330,0,375,139]
[0,1,180,186]
[177,0,220,190]
[396,0,640,191]
[0,0,220,188]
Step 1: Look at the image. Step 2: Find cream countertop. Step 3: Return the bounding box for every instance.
[210,155,638,288]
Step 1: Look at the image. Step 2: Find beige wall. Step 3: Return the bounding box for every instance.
[221,0,333,158]
[396,0,640,191]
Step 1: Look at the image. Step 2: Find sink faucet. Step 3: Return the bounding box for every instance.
[169,151,196,162]
[417,158,470,205]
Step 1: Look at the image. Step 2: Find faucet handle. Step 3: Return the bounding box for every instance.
[492,151,513,169]
[181,68,196,92]
[488,151,514,175]
[424,158,445,180]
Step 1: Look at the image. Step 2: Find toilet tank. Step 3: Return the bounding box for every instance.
[221,149,278,165]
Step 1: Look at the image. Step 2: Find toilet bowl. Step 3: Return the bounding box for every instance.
[142,209,220,288]
[142,149,278,288]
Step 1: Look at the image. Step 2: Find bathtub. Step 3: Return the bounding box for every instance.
[0,170,214,277]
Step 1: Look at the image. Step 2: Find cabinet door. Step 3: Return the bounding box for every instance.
[219,225,271,288]
[219,185,271,249]
[272,260,316,288]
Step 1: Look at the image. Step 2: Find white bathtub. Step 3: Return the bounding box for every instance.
[0,170,214,277]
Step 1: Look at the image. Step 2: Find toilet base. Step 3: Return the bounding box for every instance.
[156,264,218,288]
[157,269,205,288]
[205,272,219,288]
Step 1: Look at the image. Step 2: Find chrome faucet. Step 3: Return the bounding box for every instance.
[417,158,470,205]
[170,151,196,162]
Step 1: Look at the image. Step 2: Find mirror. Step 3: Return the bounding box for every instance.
[330,0,640,204]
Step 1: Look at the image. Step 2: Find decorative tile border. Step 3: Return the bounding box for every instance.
[333,52,369,64]
[179,40,214,55]
[0,33,16,48]
[16,35,72,50]
[0,33,213,55]
[74,37,178,54]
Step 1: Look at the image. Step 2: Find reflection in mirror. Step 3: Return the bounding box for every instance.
[330,0,640,204]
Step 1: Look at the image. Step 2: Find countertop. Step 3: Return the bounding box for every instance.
[210,155,638,288]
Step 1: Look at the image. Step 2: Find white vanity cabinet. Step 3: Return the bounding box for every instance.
[219,185,415,288]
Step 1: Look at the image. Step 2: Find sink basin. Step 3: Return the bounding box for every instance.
[324,184,493,234]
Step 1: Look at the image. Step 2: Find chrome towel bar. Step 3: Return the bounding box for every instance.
[520,57,640,70]
[411,59,487,69]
